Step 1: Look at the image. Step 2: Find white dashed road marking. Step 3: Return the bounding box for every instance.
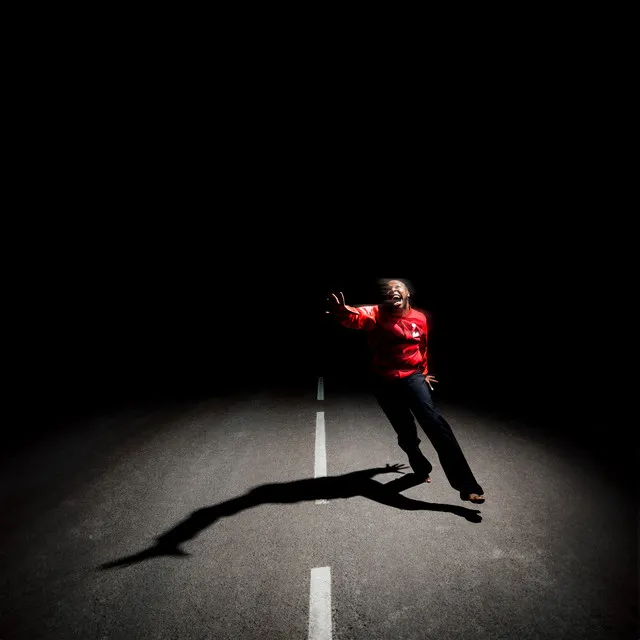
[315,411,327,504]
[308,566,332,640]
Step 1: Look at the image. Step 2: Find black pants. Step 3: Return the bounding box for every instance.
[372,371,483,496]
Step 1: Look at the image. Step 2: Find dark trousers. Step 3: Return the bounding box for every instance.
[371,371,483,496]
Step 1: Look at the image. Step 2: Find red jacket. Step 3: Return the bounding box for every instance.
[335,304,429,379]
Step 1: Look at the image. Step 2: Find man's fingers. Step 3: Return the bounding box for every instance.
[329,292,345,306]
[327,292,346,307]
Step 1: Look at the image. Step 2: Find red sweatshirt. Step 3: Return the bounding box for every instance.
[335,304,429,379]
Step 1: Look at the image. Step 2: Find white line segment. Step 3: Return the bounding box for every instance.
[317,376,324,400]
[315,411,328,504]
[308,566,332,640]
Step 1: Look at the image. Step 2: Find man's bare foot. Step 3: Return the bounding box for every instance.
[461,492,485,504]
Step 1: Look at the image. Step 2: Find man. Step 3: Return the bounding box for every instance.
[327,279,485,504]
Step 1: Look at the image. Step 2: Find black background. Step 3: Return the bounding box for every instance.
[5,53,631,473]
[7,210,614,453]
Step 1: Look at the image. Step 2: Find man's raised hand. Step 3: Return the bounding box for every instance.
[326,291,347,314]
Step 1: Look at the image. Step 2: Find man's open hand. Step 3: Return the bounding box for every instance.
[424,374,438,390]
[326,291,347,314]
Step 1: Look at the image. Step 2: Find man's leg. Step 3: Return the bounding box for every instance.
[402,373,484,500]
[371,375,433,480]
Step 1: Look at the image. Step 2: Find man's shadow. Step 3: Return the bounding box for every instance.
[100,464,481,569]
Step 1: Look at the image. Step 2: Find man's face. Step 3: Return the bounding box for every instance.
[382,280,410,311]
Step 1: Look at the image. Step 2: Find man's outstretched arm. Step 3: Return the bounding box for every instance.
[326,291,376,330]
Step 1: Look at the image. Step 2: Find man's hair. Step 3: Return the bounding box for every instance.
[376,277,416,297]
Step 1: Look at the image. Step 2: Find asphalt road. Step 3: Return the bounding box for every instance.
[0,376,635,639]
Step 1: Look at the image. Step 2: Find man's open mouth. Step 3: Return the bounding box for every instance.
[391,293,402,304]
